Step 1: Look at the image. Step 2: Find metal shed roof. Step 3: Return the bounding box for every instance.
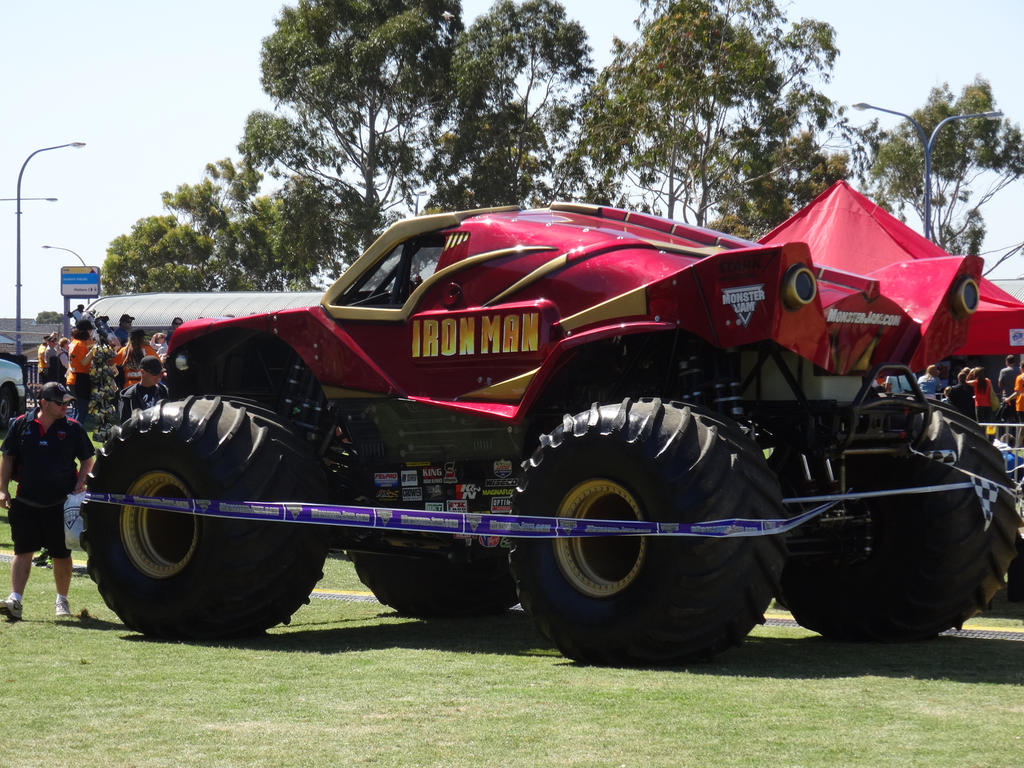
[84,291,324,330]
[993,280,1024,303]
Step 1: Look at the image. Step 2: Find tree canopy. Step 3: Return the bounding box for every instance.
[581,0,840,230]
[35,311,63,325]
[103,160,323,295]
[105,2,1024,294]
[241,0,460,254]
[425,0,594,210]
[864,77,1024,256]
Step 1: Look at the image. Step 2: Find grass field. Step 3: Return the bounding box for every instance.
[2,526,1023,767]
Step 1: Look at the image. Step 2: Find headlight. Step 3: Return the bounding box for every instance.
[950,277,980,318]
[781,264,817,309]
[173,352,189,372]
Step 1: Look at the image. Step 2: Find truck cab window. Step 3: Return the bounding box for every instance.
[341,236,445,307]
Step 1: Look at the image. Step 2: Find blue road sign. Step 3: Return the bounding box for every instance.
[61,266,101,298]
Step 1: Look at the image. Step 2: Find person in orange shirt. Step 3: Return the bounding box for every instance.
[1009,360,1024,445]
[65,320,96,422]
[966,367,995,423]
[113,329,158,388]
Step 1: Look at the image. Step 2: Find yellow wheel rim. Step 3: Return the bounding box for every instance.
[553,479,647,598]
[120,471,198,579]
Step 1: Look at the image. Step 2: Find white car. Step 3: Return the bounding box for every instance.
[0,358,27,429]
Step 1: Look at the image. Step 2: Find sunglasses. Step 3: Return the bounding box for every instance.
[44,399,73,407]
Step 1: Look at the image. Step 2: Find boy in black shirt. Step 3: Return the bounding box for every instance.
[118,355,169,423]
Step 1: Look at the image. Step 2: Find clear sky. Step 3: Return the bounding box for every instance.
[2,0,1022,320]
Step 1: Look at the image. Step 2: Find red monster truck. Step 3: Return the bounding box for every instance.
[84,203,1020,664]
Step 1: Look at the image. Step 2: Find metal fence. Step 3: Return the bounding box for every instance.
[24,361,42,410]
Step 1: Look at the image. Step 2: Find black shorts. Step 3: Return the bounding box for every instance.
[9,498,71,558]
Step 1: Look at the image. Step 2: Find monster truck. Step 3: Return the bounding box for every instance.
[83,203,1020,664]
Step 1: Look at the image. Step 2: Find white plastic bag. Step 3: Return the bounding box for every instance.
[63,492,86,551]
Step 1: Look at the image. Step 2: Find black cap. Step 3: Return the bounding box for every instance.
[75,318,94,332]
[140,355,163,375]
[120,313,134,323]
[171,317,183,325]
[40,382,75,404]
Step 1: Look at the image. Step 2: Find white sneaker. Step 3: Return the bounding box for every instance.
[1,596,23,621]
[55,596,71,618]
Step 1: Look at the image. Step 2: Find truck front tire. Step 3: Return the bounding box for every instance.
[511,398,786,665]
[85,397,329,638]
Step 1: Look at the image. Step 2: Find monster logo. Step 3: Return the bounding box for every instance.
[722,284,765,328]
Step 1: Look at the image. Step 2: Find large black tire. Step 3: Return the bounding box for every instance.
[84,396,329,638]
[349,551,518,617]
[510,398,786,665]
[780,404,1020,640]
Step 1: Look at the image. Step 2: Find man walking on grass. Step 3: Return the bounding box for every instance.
[0,382,94,621]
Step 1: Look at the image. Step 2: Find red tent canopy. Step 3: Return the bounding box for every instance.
[761,180,1023,356]
[952,280,1024,355]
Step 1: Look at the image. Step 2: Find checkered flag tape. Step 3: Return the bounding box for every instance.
[969,476,1002,530]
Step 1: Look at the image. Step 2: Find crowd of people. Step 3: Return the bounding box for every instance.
[884,356,1024,427]
[890,357,1024,507]
[35,313,174,435]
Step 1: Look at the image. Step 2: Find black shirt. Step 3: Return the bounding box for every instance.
[1,412,95,506]
[118,381,169,423]
[947,382,976,419]
[999,366,1018,398]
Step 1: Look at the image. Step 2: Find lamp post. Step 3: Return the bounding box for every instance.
[853,103,1002,242]
[413,189,427,216]
[15,142,86,355]
[42,244,85,266]
[0,197,58,203]
[41,246,86,339]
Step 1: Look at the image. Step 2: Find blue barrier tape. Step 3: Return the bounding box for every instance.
[82,478,996,540]
[83,491,839,538]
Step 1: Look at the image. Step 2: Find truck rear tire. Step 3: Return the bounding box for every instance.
[84,396,329,638]
[780,404,1020,640]
[349,551,518,617]
[510,398,786,665]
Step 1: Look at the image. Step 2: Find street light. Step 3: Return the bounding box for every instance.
[413,189,427,216]
[853,103,1002,242]
[0,197,58,202]
[14,141,86,355]
[42,244,86,266]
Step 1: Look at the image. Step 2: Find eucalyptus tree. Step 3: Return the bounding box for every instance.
[865,77,1024,257]
[241,0,460,253]
[104,160,321,294]
[426,0,595,210]
[582,0,840,228]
